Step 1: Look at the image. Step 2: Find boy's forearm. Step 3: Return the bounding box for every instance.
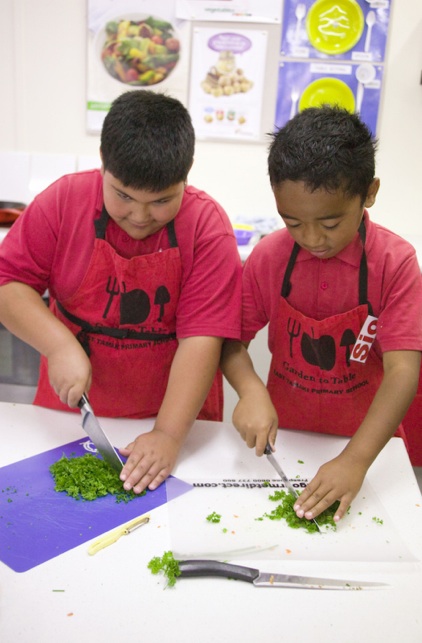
[220,339,267,396]
[342,350,421,468]
[154,336,223,441]
[0,281,78,357]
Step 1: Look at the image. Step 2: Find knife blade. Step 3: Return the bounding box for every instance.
[178,560,389,590]
[264,443,322,533]
[78,394,124,473]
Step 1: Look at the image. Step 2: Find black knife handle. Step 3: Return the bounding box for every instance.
[78,393,89,410]
[178,560,260,583]
[264,442,272,455]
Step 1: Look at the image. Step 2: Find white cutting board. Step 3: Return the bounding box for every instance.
[167,475,415,563]
[169,426,417,563]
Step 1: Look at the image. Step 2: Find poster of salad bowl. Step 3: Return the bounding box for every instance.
[87,0,189,133]
[97,15,181,87]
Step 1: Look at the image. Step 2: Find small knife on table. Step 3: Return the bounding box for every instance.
[78,394,124,473]
[264,443,322,533]
[177,560,388,590]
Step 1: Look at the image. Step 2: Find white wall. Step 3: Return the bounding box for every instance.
[0,0,421,235]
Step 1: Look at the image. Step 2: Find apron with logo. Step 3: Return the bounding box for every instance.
[267,220,404,438]
[34,207,223,419]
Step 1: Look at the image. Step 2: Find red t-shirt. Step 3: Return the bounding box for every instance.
[242,212,422,358]
[0,170,242,341]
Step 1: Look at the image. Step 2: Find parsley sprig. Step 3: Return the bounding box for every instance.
[148,551,180,587]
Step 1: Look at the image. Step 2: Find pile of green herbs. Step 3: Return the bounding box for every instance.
[49,453,143,503]
[260,489,339,533]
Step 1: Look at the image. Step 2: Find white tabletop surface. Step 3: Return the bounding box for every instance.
[0,402,421,643]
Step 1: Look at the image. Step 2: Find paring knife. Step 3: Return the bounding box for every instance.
[177,560,389,590]
[78,394,124,473]
[264,443,322,533]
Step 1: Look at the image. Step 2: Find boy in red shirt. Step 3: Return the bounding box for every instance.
[222,106,422,522]
[0,90,242,494]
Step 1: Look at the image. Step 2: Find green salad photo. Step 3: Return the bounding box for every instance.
[100,15,180,86]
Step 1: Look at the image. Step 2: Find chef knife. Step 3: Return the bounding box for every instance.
[78,394,124,473]
[178,560,388,590]
[264,443,322,533]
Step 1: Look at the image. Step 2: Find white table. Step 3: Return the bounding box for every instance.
[0,402,421,643]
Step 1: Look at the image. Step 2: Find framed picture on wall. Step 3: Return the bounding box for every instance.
[86,0,190,133]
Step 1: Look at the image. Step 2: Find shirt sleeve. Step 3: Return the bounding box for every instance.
[241,237,277,343]
[175,198,242,341]
[0,198,57,296]
[376,250,422,353]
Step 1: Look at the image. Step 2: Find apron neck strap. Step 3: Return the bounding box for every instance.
[281,242,301,298]
[94,206,108,239]
[94,207,178,247]
[357,217,373,314]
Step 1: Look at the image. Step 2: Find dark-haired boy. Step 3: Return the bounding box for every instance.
[222,106,422,521]
[0,90,242,493]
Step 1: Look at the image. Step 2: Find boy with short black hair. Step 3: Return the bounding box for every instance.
[0,90,242,494]
[222,106,422,522]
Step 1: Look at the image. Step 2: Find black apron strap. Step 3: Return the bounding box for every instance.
[166,219,178,248]
[281,242,301,297]
[94,206,108,239]
[357,218,373,314]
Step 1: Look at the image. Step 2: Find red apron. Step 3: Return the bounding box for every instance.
[34,207,222,419]
[267,220,404,438]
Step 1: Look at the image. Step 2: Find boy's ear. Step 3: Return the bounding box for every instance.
[364,178,380,208]
[99,148,104,175]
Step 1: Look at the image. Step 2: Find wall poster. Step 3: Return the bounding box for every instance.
[187,27,268,141]
[86,0,190,134]
[275,0,392,135]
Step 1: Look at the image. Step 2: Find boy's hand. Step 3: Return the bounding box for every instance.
[292,452,368,522]
[47,339,92,407]
[232,387,279,456]
[119,429,181,494]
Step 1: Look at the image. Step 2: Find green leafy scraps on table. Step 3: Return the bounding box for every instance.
[49,453,144,503]
[206,511,222,523]
[148,551,180,587]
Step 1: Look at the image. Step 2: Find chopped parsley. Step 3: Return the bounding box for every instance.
[206,511,222,523]
[49,453,143,503]
[148,551,180,587]
[260,489,339,533]
[372,516,384,525]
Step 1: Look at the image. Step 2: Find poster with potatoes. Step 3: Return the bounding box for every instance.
[86,0,190,134]
[188,27,268,141]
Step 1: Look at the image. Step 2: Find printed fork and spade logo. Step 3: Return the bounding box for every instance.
[102,276,171,325]
[287,317,356,370]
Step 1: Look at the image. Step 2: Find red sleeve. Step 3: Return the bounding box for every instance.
[175,189,242,341]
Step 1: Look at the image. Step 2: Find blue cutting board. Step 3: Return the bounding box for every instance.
[0,439,192,573]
